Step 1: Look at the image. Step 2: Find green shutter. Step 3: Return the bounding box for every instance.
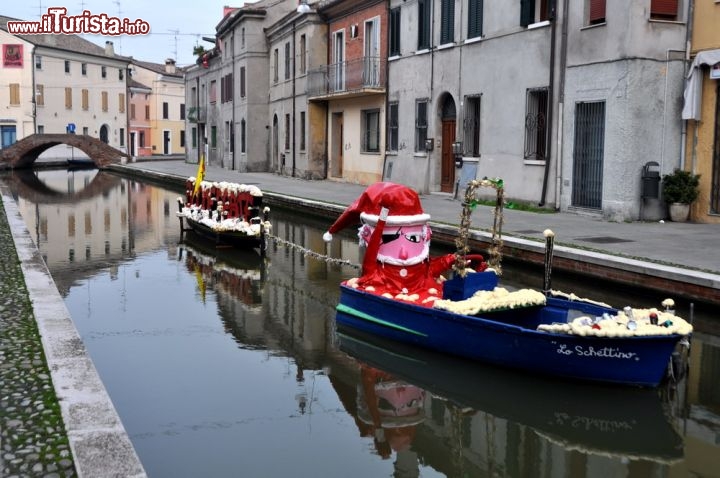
[520,0,534,27]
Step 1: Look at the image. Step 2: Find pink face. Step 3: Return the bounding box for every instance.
[361,223,431,263]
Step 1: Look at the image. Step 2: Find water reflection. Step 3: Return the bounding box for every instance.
[336,329,684,476]
[2,169,720,477]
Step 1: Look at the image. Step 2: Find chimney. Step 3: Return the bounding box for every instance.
[165,58,176,74]
[105,41,115,56]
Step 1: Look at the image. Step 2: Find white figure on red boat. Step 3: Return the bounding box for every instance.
[323,182,486,306]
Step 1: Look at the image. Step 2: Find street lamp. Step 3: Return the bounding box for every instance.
[297,0,311,14]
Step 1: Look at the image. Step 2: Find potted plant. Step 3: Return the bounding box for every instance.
[661,169,700,222]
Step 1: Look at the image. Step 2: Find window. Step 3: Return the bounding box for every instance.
[101,91,108,112]
[285,42,291,80]
[64,60,70,73]
[81,63,87,75]
[240,66,246,97]
[192,127,197,148]
[650,0,679,20]
[468,0,483,39]
[418,0,431,50]
[241,28,245,48]
[35,84,44,106]
[387,102,399,151]
[35,55,42,69]
[180,104,185,120]
[273,48,279,83]
[101,66,107,78]
[464,96,481,157]
[210,80,217,103]
[145,105,150,120]
[119,128,125,147]
[362,109,380,153]
[119,68,124,80]
[163,102,169,119]
[440,0,455,44]
[300,111,306,151]
[588,0,606,24]
[82,89,88,110]
[300,35,307,73]
[240,119,246,153]
[180,130,185,148]
[284,114,290,150]
[119,93,125,113]
[389,8,401,56]
[211,126,217,148]
[130,103,136,119]
[520,0,551,27]
[139,131,145,147]
[415,100,428,152]
[221,73,233,103]
[65,87,72,109]
[524,88,549,161]
[82,126,88,135]
[37,125,44,134]
[9,83,20,105]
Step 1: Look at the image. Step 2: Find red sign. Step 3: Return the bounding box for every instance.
[3,44,23,68]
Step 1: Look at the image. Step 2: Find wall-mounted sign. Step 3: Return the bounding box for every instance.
[711,63,720,80]
[3,44,23,68]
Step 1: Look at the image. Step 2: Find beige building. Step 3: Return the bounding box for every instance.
[1,15,130,158]
[131,59,186,156]
[682,0,720,223]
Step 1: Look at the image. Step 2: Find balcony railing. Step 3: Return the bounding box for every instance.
[307,56,386,98]
[187,106,206,123]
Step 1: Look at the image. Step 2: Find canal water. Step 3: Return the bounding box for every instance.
[3,168,720,477]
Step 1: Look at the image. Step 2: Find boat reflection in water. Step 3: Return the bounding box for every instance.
[179,230,266,310]
[335,327,685,476]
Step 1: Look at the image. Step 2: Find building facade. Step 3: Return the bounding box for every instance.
[1,16,130,158]
[128,78,152,157]
[130,59,186,157]
[683,0,720,224]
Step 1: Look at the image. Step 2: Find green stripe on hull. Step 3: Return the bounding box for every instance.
[336,303,428,337]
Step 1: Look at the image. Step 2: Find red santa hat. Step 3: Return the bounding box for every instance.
[323,182,430,242]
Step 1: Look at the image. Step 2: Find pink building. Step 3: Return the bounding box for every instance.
[128,79,152,157]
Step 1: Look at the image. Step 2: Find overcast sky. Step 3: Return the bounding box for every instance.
[3,0,232,66]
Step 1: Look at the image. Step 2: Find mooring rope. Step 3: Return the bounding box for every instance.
[267,233,361,269]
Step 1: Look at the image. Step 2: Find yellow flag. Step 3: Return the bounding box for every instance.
[193,155,205,197]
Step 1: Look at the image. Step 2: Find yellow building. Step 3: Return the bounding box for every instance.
[682,0,720,223]
[131,59,186,156]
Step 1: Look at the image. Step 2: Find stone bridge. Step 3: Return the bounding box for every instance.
[0,134,131,169]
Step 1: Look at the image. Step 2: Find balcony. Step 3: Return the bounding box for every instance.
[187,106,206,123]
[307,56,386,99]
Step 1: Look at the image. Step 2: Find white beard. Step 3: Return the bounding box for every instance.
[376,243,430,266]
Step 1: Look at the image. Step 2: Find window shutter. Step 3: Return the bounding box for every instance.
[441,0,454,44]
[651,0,678,17]
[520,0,535,27]
[589,0,605,23]
[468,0,483,39]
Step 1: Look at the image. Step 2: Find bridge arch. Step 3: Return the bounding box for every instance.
[0,134,130,169]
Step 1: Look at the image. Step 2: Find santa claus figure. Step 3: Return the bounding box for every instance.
[323,182,485,306]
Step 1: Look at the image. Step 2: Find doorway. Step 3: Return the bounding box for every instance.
[572,101,605,209]
[440,95,457,193]
[99,124,109,143]
[130,131,136,157]
[331,112,343,178]
[163,130,171,155]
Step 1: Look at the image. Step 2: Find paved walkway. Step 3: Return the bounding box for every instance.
[111,159,720,305]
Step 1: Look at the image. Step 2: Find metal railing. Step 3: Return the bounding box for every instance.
[187,107,206,123]
[307,56,386,97]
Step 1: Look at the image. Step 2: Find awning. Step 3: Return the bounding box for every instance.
[682,49,720,121]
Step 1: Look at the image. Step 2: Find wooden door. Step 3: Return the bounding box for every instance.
[441,119,456,193]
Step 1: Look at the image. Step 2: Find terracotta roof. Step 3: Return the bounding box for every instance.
[128,78,152,90]
[0,15,131,63]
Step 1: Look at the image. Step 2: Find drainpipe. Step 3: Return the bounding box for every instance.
[539,0,558,207]
[290,20,297,177]
[680,0,695,170]
[381,0,391,181]
[424,1,435,194]
[554,0,569,209]
[231,32,236,171]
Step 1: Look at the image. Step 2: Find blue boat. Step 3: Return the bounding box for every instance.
[334,179,692,388]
